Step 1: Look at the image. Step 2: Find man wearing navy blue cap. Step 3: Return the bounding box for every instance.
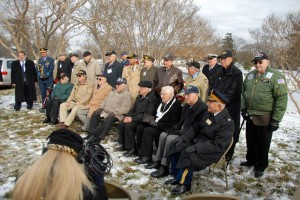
[165,89,234,195]
[120,52,128,67]
[148,85,207,178]
[103,50,123,88]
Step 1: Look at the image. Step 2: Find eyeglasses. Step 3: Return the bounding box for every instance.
[253,60,263,65]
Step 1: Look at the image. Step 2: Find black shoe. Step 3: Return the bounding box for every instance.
[145,162,161,169]
[134,156,143,163]
[123,149,135,157]
[240,161,255,167]
[254,170,264,178]
[136,156,152,164]
[43,118,51,123]
[150,166,169,178]
[164,178,179,185]
[50,119,59,125]
[171,184,191,195]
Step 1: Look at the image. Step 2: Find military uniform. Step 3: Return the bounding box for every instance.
[242,64,288,173]
[37,48,55,103]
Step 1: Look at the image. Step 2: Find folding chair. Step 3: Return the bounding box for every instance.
[182,193,240,200]
[207,137,234,189]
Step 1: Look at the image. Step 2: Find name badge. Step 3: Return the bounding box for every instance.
[143,71,147,76]
[107,69,112,74]
[206,119,212,125]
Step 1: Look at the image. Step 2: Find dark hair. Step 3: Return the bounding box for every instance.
[18,51,26,56]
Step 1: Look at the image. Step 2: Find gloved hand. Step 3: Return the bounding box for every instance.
[184,145,196,157]
[95,108,103,115]
[241,109,249,120]
[270,120,279,132]
[107,112,115,118]
[174,137,184,146]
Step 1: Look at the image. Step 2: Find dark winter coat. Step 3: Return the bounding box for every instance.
[56,58,73,79]
[103,60,123,88]
[165,98,207,135]
[172,108,234,171]
[213,62,243,137]
[11,59,38,102]
[202,63,222,93]
[127,91,159,122]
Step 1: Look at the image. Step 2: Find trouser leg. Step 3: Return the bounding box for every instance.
[64,105,79,126]
[140,127,161,157]
[77,108,89,123]
[118,122,125,146]
[24,83,33,109]
[45,98,54,118]
[155,132,168,162]
[161,135,179,166]
[124,122,138,150]
[175,168,193,186]
[245,120,257,164]
[50,99,61,119]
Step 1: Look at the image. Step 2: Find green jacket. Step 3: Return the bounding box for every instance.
[51,82,74,102]
[242,67,288,122]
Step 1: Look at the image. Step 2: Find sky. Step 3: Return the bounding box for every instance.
[194,0,300,41]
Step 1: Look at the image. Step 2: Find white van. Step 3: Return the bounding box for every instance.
[0,57,14,86]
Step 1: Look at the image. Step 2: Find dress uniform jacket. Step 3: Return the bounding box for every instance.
[122,64,141,105]
[37,56,55,83]
[174,108,234,171]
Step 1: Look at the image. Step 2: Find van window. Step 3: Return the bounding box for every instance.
[7,60,13,69]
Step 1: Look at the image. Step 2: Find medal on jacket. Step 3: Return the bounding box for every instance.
[206,119,212,125]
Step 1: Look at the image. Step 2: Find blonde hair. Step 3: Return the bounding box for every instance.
[12,150,95,200]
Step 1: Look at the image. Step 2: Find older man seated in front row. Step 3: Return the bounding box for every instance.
[165,89,234,195]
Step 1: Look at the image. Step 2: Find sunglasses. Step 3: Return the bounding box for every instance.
[253,60,263,65]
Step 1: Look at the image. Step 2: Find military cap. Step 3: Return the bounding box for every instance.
[138,81,152,88]
[162,53,175,61]
[218,50,233,59]
[40,48,48,53]
[121,51,128,56]
[143,55,155,62]
[105,50,117,56]
[115,77,127,84]
[252,51,269,61]
[76,70,87,76]
[207,54,218,59]
[208,89,229,104]
[182,85,199,94]
[127,54,138,59]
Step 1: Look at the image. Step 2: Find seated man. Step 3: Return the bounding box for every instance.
[165,89,234,195]
[148,85,207,178]
[132,86,182,162]
[86,78,131,143]
[117,80,159,152]
[43,73,73,125]
[76,74,112,131]
[58,70,94,128]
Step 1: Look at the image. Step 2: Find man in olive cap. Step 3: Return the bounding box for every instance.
[140,55,157,86]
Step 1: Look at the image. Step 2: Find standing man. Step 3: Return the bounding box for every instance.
[185,60,209,102]
[202,54,222,94]
[140,55,157,85]
[122,53,141,105]
[56,53,73,80]
[82,51,101,84]
[241,52,288,178]
[153,53,184,96]
[103,50,123,88]
[69,53,84,84]
[37,48,55,104]
[214,50,243,161]
[11,51,38,111]
[120,51,128,67]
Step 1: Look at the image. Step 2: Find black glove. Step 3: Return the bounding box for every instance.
[174,137,184,146]
[241,109,249,120]
[107,112,115,118]
[184,145,196,157]
[270,120,279,132]
[95,108,103,115]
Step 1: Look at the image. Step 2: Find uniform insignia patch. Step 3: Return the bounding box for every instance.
[265,72,273,79]
[277,79,285,84]
[248,74,254,80]
[204,79,208,83]
[206,119,212,125]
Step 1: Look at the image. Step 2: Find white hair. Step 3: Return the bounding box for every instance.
[161,86,174,97]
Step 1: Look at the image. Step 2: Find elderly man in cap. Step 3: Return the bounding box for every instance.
[117,80,159,153]
[69,52,84,84]
[58,70,94,128]
[213,50,243,161]
[240,52,288,178]
[103,50,123,88]
[120,51,128,67]
[37,48,55,104]
[76,74,112,132]
[148,85,207,178]
[153,53,184,96]
[185,60,209,102]
[86,77,131,143]
[81,51,101,84]
[140,55,157,85]
[202,54,222,93]
[122,53,141,106]
[165,89,234,195]
[56,53,73,81]
[43,73,73,125]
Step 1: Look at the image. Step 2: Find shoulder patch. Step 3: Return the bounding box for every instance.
[248,74,254,80]
[204,78,208,83]
[277,79,285,84]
